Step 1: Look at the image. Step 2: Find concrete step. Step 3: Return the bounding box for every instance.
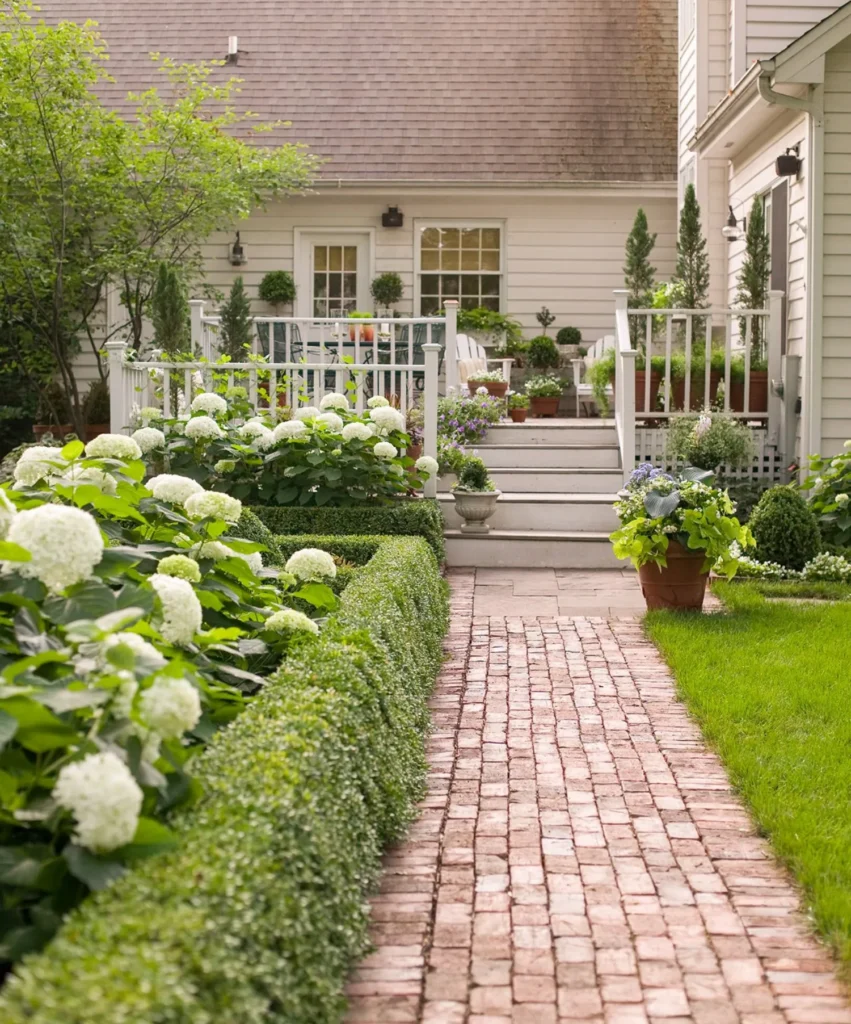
[473,443,621,469]
[439,468,624,493]
[444,529,621,569]
[486,421,617,445]
[439,492,619,532]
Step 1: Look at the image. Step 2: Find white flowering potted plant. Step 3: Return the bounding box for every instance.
[466,369,508,399]
[524,374,563,418]
[610,464,754,611]
[0,434,341,966]
[507,390,530,423]
[803,439,851,547]
[452,455,500,533]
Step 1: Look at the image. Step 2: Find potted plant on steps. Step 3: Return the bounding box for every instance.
[370,272,404,317]
[525,374,563,417]
[507,390,529,422]
[466,370,508,399]
[610,465,753,611]
[452,455,500,534]
[588,348,663,416]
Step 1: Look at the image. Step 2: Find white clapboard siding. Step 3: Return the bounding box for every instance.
[708,0,729,109]
[822,35,851,453]
[746,1,843,64]
[680,27,698,165]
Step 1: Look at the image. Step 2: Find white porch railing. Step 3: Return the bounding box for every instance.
[105,302,459,500]
[613,288,786,484]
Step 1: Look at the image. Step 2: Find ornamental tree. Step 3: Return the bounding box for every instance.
[674,184,710,312]
[624,209,656,345]
[736,197,771,357]
[218,277,255,359]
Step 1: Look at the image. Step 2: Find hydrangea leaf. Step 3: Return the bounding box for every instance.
[62,845,126,891]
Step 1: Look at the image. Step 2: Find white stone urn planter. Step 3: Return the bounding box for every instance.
[453,490,501,533]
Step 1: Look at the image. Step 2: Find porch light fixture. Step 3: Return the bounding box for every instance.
[381,206,404,228]
[722,206,745,243]
[228,231,246,265]
[226,36,239,65]
[775,147,801,177]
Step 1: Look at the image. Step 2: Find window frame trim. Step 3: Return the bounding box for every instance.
[413,218,507,317]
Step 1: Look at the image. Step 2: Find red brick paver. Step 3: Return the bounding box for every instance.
[345,570,850,1024]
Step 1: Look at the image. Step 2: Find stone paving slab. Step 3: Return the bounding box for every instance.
[345,570,849,1024]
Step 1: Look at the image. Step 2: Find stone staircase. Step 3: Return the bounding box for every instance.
[440,420,623,568]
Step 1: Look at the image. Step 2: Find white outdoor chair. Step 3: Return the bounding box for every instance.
[455,333,513,388]
[572,335,614,416]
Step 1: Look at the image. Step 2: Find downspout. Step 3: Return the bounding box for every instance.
[757,67,824,464]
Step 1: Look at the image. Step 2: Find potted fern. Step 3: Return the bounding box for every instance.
[452,455,500,533]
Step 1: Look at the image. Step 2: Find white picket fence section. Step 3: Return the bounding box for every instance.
[106,302,461,500]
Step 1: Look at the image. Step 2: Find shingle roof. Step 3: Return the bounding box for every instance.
[38,0,677,183]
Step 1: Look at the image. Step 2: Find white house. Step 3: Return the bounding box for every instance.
[683,0,851,458]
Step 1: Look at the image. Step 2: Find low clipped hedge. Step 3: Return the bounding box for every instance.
[231,508,285,565]
[250,498,445,562]
[276,534,383,566]
[0,536,449,1024]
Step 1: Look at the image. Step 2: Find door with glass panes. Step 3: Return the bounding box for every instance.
[297,233,371,319]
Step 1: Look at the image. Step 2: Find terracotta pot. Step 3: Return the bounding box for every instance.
[529,396,560,418]
[453,489,501,534]
[612,370,663,414]
[638,540,709,611]
[349,324,375,342]
[257,382,289,408]
[407,443,423,461]
[467,379,509,398]
[84,423,110,442]
[33,423,74,442]
[509,408,528,423]
[671,371,721,412]
[729,370,768,416]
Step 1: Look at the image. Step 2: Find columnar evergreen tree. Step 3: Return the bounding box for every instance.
[624,209,657,345]
[674,184,710,311]
[736,197,770,356]
[150,263,190,355]
[219,277,254,359]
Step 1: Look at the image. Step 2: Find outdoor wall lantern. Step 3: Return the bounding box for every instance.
[381,206,404,228]
[722,206,745,243]
[775,147,802,177]
[228,231,246,265]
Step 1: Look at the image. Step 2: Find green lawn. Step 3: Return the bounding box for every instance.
[646,583,851,970]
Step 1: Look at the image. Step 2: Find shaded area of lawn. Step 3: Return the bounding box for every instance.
[646,583,851,970]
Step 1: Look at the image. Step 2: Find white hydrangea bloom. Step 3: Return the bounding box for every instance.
[254,428,278,451]
[415,455,439,476]
[0,490,16,540]
[342,422,373,442]
[183,490,242,524]
[131,427,166,454]
[319,392,349,411]
[13,447,67,486]
[315,412,344,432]
[112,677,138,719]
[65,466,118,496]
[54,752,143,853]
[148,474,204,504]
[232,550,264,575]
[84,433,143,461]
[190,392,228,416]
[295,406,321,421]
[266,608,319,635]
[239,420,271,441]
[285,547,337,581]
[837,493,850,508]
[6,505,104,592]
[374,441,397,460]
[214,459,236,474]
[367,395,390,409]
[149,573,203,646]
[184,416,223,441]
[157,554,202,582]
[17,445,66,466]
[139,676,202,740]
[101,632,168,674]
[195,540,233,561]
[845,440,851,450]
[369,406,405,433]
[273,420,308,441]
[139,406,162,426]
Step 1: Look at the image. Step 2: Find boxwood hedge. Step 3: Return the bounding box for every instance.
[250,498,445,562]
[0,536,448,1024]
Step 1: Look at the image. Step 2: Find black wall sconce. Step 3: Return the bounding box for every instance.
[722,205,746,243]
[228,231,246,265]
[381,206,404,228]
[776,147,801,177]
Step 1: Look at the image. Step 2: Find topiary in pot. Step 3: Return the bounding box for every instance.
[258,270,297,309]
[527,335,560,371]
[749,485,822,571]
[557,326,582,347]
[370,272,404,311]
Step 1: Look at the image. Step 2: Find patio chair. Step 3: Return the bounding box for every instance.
[456,333,513,388]
[572,335,614,416]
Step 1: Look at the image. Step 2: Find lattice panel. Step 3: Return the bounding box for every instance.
[634,427,784,482]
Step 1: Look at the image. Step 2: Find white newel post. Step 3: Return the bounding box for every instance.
[105,339,128,433]
[620,350,637,483]
[190,300,208,359]
[422,342,440,499]
[767,290,784,448]
[444,299,459,394]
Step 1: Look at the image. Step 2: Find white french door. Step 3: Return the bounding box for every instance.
[296,232,371,319]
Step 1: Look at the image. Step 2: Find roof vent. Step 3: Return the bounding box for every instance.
[226,36,239,64]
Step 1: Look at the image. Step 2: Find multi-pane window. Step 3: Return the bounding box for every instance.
[419,225,502,315]
[312,244,358,317]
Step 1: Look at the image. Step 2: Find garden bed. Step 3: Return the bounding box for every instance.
[0,535,448,1022]
[646,582,851,971]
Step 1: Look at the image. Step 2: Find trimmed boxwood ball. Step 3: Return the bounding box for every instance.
[0,537,448,1024]
[526,334,560,370]
[556,325,582,346]
[257,269,296,306]
[750,485,822,571]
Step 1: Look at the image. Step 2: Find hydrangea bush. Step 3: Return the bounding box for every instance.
[803,440,851,547]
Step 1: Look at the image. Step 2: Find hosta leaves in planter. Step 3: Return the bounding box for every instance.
[644,489,681,519]
[680,466,715,483]
[63,844,126,891]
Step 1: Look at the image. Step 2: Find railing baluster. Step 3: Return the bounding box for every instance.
[684,314,693,412]
[744,315,753,416]
[704,313,712,409]
[644,314,652,413]
[163,369,171,418]
[248,365,258,412]
[664,316,672,415]
[724,314,733,413]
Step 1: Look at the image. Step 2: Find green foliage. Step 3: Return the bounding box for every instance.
[803,445,851,547]
[455,455,493,493]
[556,326,582,346]
[218,277,254,359]
[750,485,822,571]
[0,537,448,1024]
[624,208,656,345]
[230,509,285,565]
[586,349,616,412]
[507,391,529,410]
[526,335,560,370]
[524,374,563,399]
[674,184,710,312]
[535,306,556,333]
[646,586,851,968]
[736,197,770,355]
[369,272,404,309]
[150,263,190,355]
[258,271,297,308]
[455,307,522,345]
[273,535,382,565]
[665,414,754,471]
[437,391,503,450]
[252,502,445,562]
[81,379,111,425]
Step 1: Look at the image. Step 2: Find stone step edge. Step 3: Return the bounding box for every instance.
[438,492,618,504]
[443,528,613,542]
[475,443,619,450]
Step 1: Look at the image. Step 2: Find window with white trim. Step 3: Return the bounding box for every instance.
[679,0,695,45]
[417,224,503,315]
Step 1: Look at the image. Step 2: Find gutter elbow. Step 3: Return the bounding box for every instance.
[757,70,813,112]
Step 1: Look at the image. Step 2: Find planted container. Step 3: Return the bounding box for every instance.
[509,407,528,423]
[638,540,709,610]
[467,378,508,399]
[454,490,501,533]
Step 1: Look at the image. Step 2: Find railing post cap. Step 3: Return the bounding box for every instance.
[422,342,442,351]
[444,299,459,307]
[104,338,128,350]
[189,298,206,307]
[620,348,638,359]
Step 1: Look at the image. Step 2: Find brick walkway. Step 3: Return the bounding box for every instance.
[345,570,849,1024]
